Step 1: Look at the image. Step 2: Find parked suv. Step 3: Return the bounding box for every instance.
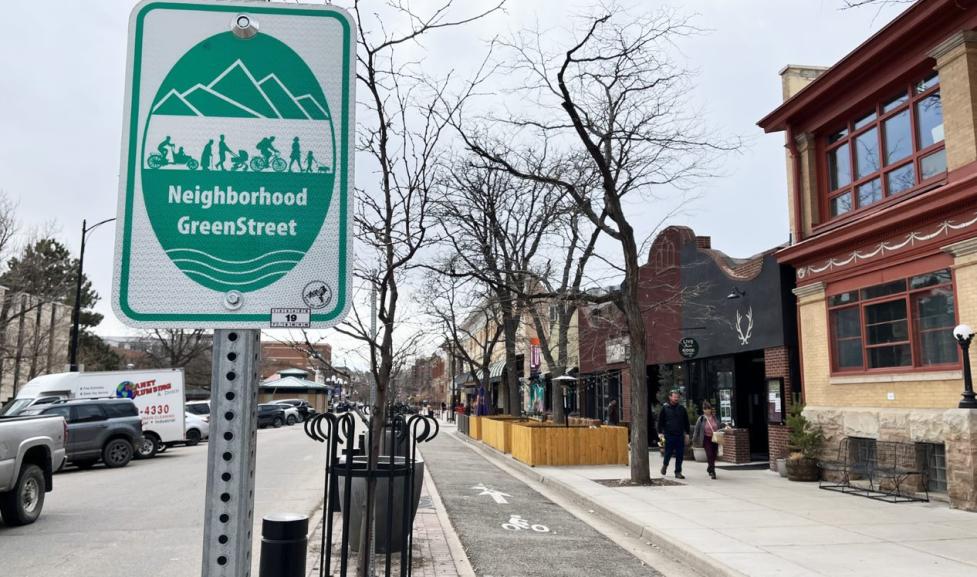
[24,399,143,469]
[274,398,313,421]
[257,404,286,428]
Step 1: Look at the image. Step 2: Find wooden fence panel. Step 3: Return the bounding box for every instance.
[509,424,628,466]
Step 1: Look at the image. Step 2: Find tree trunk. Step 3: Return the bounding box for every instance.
[502,311,520,416]
[621,239,650,483]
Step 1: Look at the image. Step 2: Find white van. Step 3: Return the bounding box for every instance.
[5,369,186,459]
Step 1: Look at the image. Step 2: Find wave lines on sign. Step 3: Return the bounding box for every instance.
[182,268,288,290]
[170,257,301,276]
[165,248,305,265]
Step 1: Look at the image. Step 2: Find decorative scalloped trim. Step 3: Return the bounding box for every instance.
[797,211,977,279]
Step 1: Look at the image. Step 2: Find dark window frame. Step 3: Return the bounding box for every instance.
[828,269,958,375]
[820,73,945,221]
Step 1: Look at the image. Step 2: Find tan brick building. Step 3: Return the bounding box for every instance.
[759,0,977,509]
[0,288,71,406]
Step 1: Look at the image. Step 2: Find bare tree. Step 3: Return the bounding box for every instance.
[143,329,213,388]
[433,160,563,415]
[329,2,502,571]
[419,267,503,409]
[524,206,602,423]
[454,7,731,482]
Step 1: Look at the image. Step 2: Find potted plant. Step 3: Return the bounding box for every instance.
[785,402,823,482]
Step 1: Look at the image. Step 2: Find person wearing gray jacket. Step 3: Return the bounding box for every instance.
[692,401,727,479]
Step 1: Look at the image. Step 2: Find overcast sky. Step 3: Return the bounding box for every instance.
[0,1,907,366]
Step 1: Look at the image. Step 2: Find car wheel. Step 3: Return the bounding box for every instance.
[102,439,134,469]
[185,428,202,446]
[272,416,284,428]
[135,434,159,459]
[286,415,297,426]
[0,464,45,526]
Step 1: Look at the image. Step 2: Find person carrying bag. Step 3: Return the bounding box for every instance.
[692,401,727,479]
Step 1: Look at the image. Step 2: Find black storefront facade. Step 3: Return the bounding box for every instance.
[577,226,800,467]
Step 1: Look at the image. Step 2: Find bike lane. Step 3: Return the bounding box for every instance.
[421,431,662,577]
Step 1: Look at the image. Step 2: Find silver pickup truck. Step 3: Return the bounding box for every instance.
[0,414,66,526]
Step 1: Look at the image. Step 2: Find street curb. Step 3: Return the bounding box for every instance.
[450,431,748,577]
[419,445,477,577]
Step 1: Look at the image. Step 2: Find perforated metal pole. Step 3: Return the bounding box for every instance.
[202,329,262,577]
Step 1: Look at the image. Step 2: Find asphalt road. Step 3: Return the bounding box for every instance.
[0,425,326,577]
[422,432,663,577]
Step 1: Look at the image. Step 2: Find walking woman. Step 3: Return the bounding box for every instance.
[692,401,727,479]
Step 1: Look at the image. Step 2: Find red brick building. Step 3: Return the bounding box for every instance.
[577,226,799,465]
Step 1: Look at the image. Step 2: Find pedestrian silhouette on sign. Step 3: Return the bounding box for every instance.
[304,150,316,173]
[289,137,302,172]
[217,134,233,170]
[200,139,214,171]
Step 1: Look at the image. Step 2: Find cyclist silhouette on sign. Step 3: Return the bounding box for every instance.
[157,136,174,162]
[289,137,302,172]
[256,136,278,163]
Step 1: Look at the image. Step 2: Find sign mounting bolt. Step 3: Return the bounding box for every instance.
[224,291,243,310]
[231,14,258,39]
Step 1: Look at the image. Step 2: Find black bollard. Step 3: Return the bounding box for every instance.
[258,513,308,577]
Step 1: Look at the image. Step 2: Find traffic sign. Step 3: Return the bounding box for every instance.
[113,0,354,328]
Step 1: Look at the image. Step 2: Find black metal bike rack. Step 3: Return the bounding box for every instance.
[301,410,439,577]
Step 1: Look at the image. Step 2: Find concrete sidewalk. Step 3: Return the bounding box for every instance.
[528,451,977,577]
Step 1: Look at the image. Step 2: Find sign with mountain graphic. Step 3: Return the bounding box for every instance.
[113,1,353,328]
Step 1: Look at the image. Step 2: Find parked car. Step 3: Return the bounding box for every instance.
[185,400,210,422]
[272,403,302,426]
[7,369,186,460]
[257,404,286,428]
[0,413,66,525]
[23,399,143,470]
[273,399,312,421]
[184,412,209,446]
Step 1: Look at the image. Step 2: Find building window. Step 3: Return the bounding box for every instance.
[823,72,945,219]
[828,268,957,372]
[917,443,947,492]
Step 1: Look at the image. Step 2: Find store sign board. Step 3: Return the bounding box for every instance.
[113,0,353,328]
[678,337,699,359]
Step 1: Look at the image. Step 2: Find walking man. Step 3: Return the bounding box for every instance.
[657,390,690,479]
[217,134,233,170]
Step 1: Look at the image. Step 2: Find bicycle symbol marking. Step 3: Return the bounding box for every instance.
[501,515,549,533]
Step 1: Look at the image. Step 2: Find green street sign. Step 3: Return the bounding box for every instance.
[113,0,353,328]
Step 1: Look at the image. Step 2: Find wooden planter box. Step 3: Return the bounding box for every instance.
[481,416,523,454]
[469,416,483,440]
[510,423,628,466]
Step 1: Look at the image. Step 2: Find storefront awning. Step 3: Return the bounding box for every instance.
[453,373,474,387]
[488,359,506,381]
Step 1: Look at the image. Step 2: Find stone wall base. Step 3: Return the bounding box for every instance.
[805,405,977,511]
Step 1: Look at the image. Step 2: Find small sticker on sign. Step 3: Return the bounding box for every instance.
[271,308,311,328]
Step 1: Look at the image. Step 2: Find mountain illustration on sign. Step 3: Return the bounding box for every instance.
[141,31,337,294]
[151,59,329,121]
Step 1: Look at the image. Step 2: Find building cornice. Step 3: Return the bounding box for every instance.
[943,237,977,257]
[929,30,977,61]
[792,282,825,299]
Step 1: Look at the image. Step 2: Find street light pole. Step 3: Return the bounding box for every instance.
[68,217,116,372]
[954,324,976,409]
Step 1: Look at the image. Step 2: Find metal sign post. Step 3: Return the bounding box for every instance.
[114,2,355,575]
[202,329,261,576]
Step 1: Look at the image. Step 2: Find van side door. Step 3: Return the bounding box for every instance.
[69,404,108,458]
